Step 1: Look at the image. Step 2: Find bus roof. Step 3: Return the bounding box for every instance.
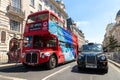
[28,10,64,23]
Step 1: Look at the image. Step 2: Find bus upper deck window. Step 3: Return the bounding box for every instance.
[27,16,36,23]
[38,13,48,21]
[50,14,58,23]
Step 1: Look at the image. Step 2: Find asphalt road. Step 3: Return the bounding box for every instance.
[0,61,120,80]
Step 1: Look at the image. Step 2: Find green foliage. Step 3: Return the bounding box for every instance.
[118,48,120,52]
[107,36,118,51]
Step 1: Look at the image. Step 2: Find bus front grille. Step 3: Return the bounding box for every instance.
[26,52,38,63]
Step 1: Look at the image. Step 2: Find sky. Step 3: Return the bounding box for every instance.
[62,0,120,44]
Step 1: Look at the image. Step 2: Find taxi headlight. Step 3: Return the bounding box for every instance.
[98,54,106,60]
[101,56,106,60]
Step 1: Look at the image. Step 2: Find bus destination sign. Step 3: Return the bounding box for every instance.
[29,23,41,31]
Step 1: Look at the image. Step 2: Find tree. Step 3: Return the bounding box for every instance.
[107,36,118,51]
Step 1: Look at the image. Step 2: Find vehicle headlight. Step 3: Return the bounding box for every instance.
[21,53,25,58]
[101,56,106,60]
[40,52,50,58]
[40,53,45,58]
[78,53,84,59]
[44,52,50,56]
[98,54,106,60]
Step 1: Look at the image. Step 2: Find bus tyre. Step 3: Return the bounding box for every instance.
[47,55,57,69]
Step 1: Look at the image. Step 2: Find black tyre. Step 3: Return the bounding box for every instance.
[78,66,84,71]
[47,55,57,69]
[104,67,108,73]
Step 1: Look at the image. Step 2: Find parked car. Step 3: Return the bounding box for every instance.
[77,43,108,73]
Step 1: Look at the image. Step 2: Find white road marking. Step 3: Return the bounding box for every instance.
[41,66,71,80]
[0,75,27,80]
[109,63,120,73]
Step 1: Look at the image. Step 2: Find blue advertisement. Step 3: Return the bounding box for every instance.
[49,21,75,61]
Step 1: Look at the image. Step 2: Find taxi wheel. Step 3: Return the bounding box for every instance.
[104,67,108,73]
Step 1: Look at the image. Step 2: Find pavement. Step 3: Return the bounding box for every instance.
[0,63,22,70]
[0,59,120,70]
[108,59,120,68]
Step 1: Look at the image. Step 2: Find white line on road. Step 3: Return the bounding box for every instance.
[0,75,27,80]
[109,63,120,73]
[41,66,71,80]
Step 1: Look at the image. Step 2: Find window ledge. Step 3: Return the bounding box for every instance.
[29,4,35,8]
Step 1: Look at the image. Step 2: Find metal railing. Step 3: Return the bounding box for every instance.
[106,52,120,63]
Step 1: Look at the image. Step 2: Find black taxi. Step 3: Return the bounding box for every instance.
[77,43,108,73]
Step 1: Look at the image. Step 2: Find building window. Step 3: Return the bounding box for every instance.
[119,21,120,24]
[10,20,20,32]
[58,12,61,18]
[12,0,21,9]
[1,31,6,43]
[54,9,57,14]
[38,4,42,11]
[30,0,34,7]
[50,5,53,10]
[44,0,48,6]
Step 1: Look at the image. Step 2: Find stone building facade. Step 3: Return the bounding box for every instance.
[72,24,86,49]
[103,10,120,51]
[102,23,115,48]
[111,10,120,43]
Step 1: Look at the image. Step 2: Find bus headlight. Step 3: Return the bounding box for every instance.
[40,52,50,58]
[21,53,25,58]
[44,52,50,56]
[40,53,45,58]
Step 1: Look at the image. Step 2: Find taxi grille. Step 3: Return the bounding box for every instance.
[86,55,96,64]
[26,52,37,63]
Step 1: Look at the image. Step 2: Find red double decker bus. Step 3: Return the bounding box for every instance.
[21,10,78,69]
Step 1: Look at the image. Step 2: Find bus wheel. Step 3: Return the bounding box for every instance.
[47,55,57,69]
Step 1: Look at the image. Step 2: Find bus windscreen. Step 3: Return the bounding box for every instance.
[27,13,48,23]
